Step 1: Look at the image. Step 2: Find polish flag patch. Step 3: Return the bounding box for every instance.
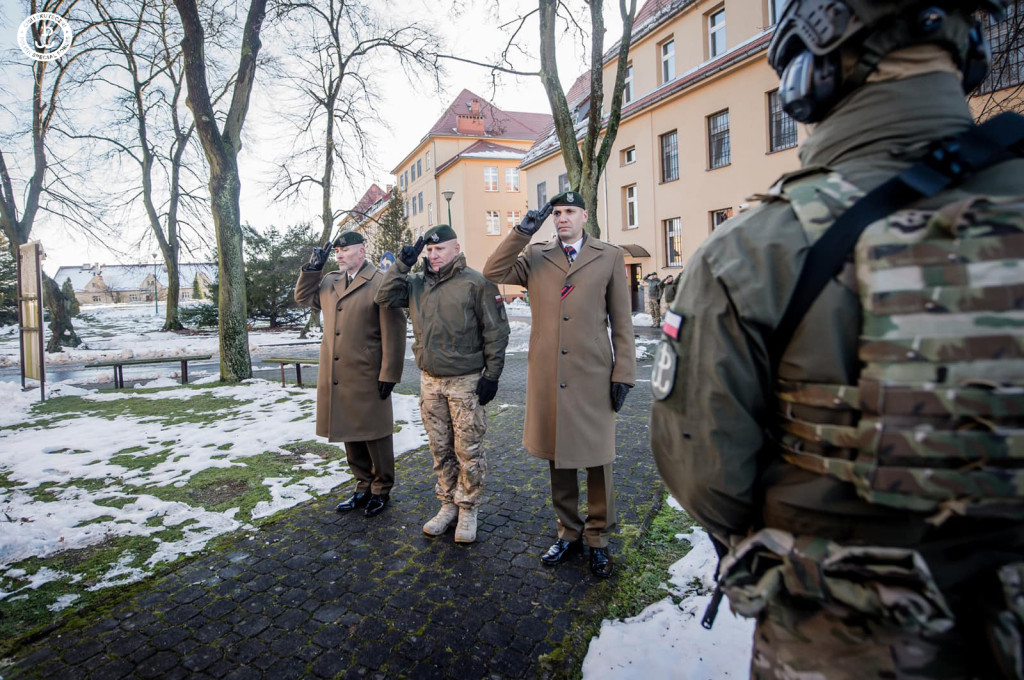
[661,310,683,340]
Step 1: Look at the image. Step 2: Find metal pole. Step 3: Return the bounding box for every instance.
[446,197,452,226]
[35,246,45,402]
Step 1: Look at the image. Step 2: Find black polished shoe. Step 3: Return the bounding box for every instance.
[364,494,388,517]
[541,538,583,565]
[590,546,613,578]
[335,491,369,512]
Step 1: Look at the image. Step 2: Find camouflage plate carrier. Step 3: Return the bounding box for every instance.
[777,171,1024,522]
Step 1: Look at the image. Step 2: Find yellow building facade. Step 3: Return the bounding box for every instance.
[521,0,806,309]
[390,91,551,273]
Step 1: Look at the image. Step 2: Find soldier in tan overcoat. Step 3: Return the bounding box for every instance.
[484,191,636,577]
[295,231,406,518]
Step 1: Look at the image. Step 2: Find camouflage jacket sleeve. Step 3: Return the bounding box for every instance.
[649,233,775,544]
[294,268,323,311]
[374,260,411,309]
[476,278,510,381]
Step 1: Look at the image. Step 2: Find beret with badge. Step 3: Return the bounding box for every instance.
[333,230,365,248]
[549,190,586,209]
[423,224,457,244]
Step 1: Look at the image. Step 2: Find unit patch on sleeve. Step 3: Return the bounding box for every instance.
[650,341,677,401]
[661,310,683,340]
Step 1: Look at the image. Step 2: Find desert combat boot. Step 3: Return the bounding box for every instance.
[422,503,459,536]
[454,507,478,544]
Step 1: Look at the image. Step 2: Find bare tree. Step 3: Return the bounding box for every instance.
[82,0,220,331]
[436,0,637,238]
[270,0,443,244]
[0,0,101,351]
[172,0,270,382]
[973,1,1024,121]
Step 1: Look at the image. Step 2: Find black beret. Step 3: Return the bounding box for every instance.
[333,231,365,248]
[423,224,457,244]
[549,190,586,209]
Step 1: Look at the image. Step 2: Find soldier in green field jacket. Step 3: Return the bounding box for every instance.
[375,225,509,545]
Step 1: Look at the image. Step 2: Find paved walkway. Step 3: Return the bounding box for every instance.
[5,337,662,679]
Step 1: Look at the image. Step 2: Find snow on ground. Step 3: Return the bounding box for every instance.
[582,497,754,679]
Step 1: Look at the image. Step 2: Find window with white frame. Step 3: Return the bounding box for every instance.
[623,64,634,104]
[507,210,522,230]
[418,192,424,213]
[558,173,570,193]
[660,39,675,83]
[506,167,520,192]
[710,207,733,232]
[486,210,501,235]
[708,7,726,58]
[426,151,431,169]
[768,90,798,152]
[665,217,683,267]
[416,159,422,178]
[404,200,409,217]
[484,167,498,191]
[428,203,434,226]
[537,181,547,206]
[708,109,731,169]
[412,198,418,216]
[624,185,638,229]
[622,146,636,165]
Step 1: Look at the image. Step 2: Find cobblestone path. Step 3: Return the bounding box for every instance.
[5,340,662,679]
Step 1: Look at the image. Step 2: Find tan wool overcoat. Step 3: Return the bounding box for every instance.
[484,230,636,468]
[294,261,406,443]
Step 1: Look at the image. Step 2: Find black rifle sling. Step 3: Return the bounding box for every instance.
[768,112,1024,375]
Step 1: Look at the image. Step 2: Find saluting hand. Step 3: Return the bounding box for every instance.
[307,241,331,271]
[398,236,425,268]
[515,201,554,236]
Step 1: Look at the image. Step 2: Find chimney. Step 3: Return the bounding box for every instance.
[386,184,393,193]
[456,98,485,135]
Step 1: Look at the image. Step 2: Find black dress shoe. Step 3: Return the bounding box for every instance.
[590,546,613,578]
[335,491,369,512]
[541,538,583,565]
[364,494,388,517]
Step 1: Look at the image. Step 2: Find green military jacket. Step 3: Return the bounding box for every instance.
[649,72,1024,591]
[375,253,509,380]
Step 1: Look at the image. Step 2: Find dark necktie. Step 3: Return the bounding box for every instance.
[564,245,577,264]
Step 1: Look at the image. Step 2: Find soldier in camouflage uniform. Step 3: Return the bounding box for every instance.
[644,272,662,327]
[376,225,509,544]
[650,1,1024,677]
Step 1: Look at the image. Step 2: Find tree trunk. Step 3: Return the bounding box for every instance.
[43,274,81,353]
[163,256,183,331]
[211,170,253,381]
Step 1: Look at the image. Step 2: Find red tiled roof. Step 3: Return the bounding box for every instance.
[349,183,389,216]
[565,72,591,108]
[427,89,551,139]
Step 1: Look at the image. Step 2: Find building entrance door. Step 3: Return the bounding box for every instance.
[628,264,643,312]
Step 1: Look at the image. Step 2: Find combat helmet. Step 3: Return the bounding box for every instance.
[768,0,1010,123]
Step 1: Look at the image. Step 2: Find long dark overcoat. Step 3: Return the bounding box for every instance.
[295,262,406,442]
[484,231,636,468]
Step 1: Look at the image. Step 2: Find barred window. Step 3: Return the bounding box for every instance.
[768,90,797,152]
[660,130,679,182]
[708,109,731,169]
[978,2,1024,94]
[665,218,683,267]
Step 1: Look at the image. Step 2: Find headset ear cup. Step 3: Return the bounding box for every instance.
[779,50,842,124]
[962,19,992,92]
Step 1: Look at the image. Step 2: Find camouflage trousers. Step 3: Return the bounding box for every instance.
[751,597,1019,679]
[647,298,661,326]
[419,371,487,509]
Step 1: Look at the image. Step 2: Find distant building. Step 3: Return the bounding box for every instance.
[52,262,216,306]
[337,183,393,238]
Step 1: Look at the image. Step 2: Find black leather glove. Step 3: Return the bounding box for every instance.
[475,376,499,406]
[515,201,554,236]
[611,382,631,413]
[398,236,425,268]
[307,241,331,271]
[378,381,395,400]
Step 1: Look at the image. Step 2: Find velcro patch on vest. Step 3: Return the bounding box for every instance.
[650,342,677,401]
[662,310,683,340]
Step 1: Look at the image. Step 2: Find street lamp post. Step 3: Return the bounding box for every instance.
[442,190,454,226]
[152,254,159,316]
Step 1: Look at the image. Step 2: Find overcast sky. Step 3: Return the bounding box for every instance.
[1,0,625,272]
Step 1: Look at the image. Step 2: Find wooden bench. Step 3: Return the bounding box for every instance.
[262,356,319,387]
[86,354,213,388]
